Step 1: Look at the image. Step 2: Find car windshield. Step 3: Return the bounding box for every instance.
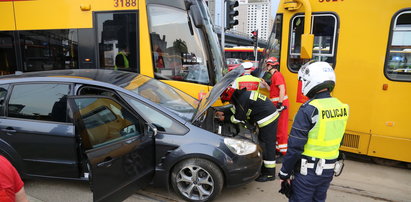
[123,75,198,121]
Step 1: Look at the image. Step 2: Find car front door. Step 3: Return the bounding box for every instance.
[68,95,155,202]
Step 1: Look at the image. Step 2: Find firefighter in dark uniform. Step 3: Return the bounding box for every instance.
[216,87,279,182]
[278,61,349,201]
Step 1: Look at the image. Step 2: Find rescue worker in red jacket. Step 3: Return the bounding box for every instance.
[216,87,279,182]
[232,62,262,92]
[278,61,349,201]
[0,156,29,202]
[263,57,289,156]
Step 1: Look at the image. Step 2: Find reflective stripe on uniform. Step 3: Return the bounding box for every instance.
[264,160,276,168]
[279,170,288,176]
[246,109,252,118]
[249,91,258,101]
[230,106,236,114]
[276,144,288,152]
[257,111,279,127]
[270,95,288,102]
[230,115,243,124]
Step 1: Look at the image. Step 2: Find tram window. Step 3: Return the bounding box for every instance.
[95,12,138,72]
[0,32,17,75]
[147,5,210,85]
[385,11,411,81]
[18,30,79,72]
[288,14,338,72]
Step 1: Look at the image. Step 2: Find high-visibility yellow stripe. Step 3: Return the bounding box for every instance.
[257,111,279,127]
[264,160,276,168]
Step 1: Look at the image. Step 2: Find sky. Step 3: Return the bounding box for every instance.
[271,0,280,17]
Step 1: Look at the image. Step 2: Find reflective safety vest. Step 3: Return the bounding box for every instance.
[234,75,261,92]
[115,52,129,69]
[302,98,349,159]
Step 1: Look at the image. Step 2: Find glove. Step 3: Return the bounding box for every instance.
[276,102,287,112]
[276,102,283,109]
[278,180,292,198]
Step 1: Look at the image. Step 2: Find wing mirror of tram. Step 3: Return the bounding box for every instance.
[189,5,205,29]
[301,34,314,59]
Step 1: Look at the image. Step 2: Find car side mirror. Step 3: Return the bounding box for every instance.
[146,123,158,137]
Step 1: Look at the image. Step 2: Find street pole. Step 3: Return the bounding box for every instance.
[255,36,258,63]
[221,0,225,51]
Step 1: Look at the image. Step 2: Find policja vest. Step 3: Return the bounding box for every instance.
[302,98,349,159]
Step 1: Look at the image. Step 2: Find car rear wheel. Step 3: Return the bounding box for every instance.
[171,158,223,202]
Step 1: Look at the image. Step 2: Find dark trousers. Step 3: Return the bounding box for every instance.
[290,169,333,202]
[258,120,277,175]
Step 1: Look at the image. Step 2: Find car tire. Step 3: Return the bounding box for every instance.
[171,158,223,202]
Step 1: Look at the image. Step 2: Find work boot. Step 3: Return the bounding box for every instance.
[255,174,275,182]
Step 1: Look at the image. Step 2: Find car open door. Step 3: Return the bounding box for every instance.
[68,95,156,202]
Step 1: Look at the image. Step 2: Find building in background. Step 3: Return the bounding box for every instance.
[206,0,275,41]
[205,0,218,25]
[236,0,273,40]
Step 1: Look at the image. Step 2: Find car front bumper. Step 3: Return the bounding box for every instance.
[224,149,263,187]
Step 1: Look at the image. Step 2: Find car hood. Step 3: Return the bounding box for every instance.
[192,66,244,122]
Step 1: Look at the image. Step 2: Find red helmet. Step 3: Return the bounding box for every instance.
[220,87,236,102]
[266,57,279,66]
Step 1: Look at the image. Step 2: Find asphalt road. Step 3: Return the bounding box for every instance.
[25,157,411,202]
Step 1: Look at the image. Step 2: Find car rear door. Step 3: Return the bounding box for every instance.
[68,95,155,202]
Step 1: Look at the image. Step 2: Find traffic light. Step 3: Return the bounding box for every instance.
[226,0,239,30]
[251,30,258,46]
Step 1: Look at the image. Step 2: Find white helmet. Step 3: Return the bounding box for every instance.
[240,62,253,70]
[298,61,336,98]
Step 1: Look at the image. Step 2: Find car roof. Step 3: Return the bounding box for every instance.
[0,69,192,124]
[0,69,138,87]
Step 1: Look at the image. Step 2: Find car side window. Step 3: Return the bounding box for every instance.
[7,84,70,122]
[122,93,188,135]
[73,97,142,149]
[78,86,120,100]
[0,84,9,116]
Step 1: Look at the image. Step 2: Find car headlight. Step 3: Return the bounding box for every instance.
[224,137,257,156]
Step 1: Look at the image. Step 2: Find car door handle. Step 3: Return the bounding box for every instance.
[125,137,138,144]
[96,157,113,168]
[1,127,16,133]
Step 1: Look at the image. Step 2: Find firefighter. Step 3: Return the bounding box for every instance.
[232,62,264,92]
[264,57,289,156]
[216,87,279,182]
[278,61,349,201]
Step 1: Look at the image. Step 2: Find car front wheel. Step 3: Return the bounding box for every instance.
[171,158,223,202]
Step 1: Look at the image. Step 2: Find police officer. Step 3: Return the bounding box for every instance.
[278,61,349,201]
[216,87,279,182]
[232,62,263,92]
